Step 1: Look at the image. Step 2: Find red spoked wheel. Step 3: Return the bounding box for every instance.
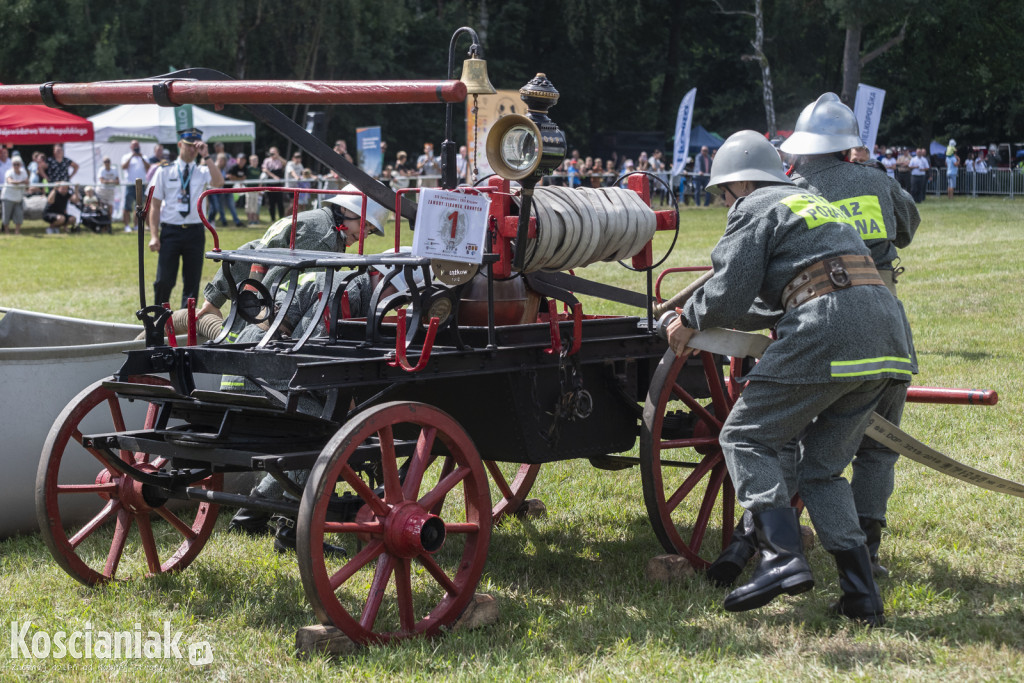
[297,401,491,644]
[428,458,539,524]
[484,461,540,523]
[640,350,744,569]
[36,376,222,586]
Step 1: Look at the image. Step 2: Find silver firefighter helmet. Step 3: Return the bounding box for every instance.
[780,92,862,156]
[707,130,793,192]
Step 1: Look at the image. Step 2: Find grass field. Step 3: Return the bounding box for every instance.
[1,197,1022,681]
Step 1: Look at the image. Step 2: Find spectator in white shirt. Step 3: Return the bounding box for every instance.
[121,139,151,230]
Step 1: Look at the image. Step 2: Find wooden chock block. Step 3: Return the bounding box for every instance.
[453,593,499,631]
[512,498,547,519]
[645,554,696,583]
[800,525,816,552]
[295,624,359,659]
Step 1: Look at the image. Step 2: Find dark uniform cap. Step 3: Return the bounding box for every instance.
[178,128,204,142]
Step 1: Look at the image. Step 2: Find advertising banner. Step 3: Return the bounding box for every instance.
[853,84,885,153]
[670,88,697,176]
[356,126,383,177]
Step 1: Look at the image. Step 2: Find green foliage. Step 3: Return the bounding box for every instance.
[1,0,1022,155]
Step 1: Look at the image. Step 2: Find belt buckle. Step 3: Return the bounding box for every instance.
[826,258,851,288]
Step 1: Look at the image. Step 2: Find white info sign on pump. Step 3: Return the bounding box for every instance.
[412,188,491,265]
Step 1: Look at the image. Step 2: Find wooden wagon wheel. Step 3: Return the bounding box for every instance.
[296,401,491,644]
[36,376,222,586]
[640,350,744,568]
[429,458,540,523]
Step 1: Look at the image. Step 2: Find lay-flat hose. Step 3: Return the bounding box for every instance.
[515,186,657,273]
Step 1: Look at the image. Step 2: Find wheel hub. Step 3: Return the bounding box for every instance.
[692,418,720,456]
[384,501,446,558]
[117,462,160,514]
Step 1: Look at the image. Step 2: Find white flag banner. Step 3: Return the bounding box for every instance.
[670,88,697,176]
[853,83,885,153]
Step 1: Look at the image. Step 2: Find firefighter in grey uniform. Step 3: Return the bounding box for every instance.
[665,130,913,625]
[194,183,388,323]
[706,93,920,587]
[783,93,921,577]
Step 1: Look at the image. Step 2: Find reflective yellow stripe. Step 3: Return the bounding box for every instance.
[832,195,888,241]
[831,356,914,377]
[258,217,291,246]
[278,271,318,294]
[779,193,850,229]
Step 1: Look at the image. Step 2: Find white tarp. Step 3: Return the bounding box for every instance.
[66,104,256,186]
[0,308,240,538]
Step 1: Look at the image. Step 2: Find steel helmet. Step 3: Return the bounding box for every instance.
[324,184,388,236]
[707,130,793,192]
[779,92,862,155]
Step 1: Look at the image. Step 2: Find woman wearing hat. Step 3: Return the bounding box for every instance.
[665,130,912,626]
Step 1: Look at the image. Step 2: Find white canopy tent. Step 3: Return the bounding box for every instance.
[66,104,256,187]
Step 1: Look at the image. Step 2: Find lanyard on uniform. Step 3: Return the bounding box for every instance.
[178,160,193,217]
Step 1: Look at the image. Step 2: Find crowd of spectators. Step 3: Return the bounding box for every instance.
[2,132,1021,237]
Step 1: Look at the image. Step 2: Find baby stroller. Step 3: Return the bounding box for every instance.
[80,198,113,234]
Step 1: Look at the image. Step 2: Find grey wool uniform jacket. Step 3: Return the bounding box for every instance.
[679,184,913,385]
[789,156,920,271]
[203,207,344,309]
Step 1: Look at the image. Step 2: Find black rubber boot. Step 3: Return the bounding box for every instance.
[706,510,756,587]
[273,517,347,558]
[723,507,815,612]
[860,517,889,578]
[227,507,273,536]
[829,544,886,627]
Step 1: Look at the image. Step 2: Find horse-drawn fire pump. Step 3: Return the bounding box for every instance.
[2,29,1000,646]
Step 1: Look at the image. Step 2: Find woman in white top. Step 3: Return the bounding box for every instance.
[2,156,29,234]
[97,157,120,209]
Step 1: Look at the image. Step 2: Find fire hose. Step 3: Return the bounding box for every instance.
[514,186,657,272]
[653,313,1024,499]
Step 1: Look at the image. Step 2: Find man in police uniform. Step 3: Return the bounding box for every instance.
[666,131,912,625]
[148,128,223,307]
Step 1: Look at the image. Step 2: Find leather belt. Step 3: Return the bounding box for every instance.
[782,254,884,311]
[160,222,203,229]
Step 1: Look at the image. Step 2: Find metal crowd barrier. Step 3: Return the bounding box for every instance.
[926,168,1023,199]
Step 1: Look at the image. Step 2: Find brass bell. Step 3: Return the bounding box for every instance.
[460,56,496,96]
